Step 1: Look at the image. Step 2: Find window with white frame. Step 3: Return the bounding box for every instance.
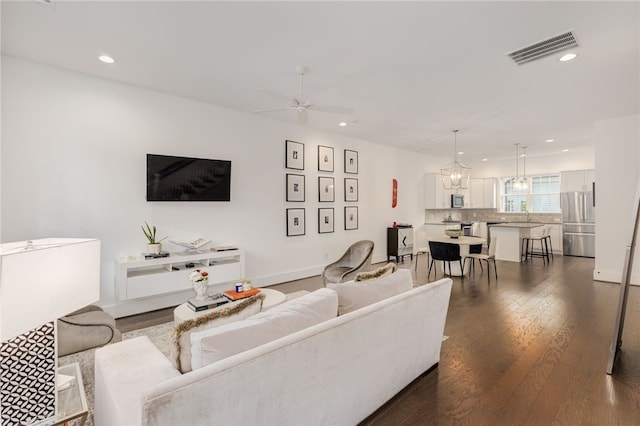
[500,174,560,213]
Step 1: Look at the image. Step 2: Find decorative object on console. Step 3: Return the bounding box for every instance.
[318,145,334,172]
[286,208,306,236]
[0,238,100,425]
[318,208,335,234]
[441,129,471,190]
[344,206,358,230]
[344,178,359,202]
[318,176,335,202]
[169,238,211,250]
[286,173,305,202]
[189,269,210,301]
[285,139,304,170]
[344,149,358,174]
[142,221,166,254]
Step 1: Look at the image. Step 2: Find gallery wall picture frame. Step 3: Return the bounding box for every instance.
[318,145,334,172]
[318,208,335,234]
[285,140,304,170]
[344,149,358,174]
[344,178,359,202]
[344,206,359,230]
[318,176,335,202]
[286,174,305,202]
[286,208,305,236]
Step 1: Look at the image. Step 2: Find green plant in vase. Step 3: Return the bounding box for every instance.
[142,221,164,254]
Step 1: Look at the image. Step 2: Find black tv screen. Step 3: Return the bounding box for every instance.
[146,154,231,201]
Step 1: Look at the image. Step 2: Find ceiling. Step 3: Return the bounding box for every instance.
[2,1,638,164]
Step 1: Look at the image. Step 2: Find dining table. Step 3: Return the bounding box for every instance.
[424,235,487,276]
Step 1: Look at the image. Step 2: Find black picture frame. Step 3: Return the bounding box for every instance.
[344,206,358,230]
[318,208,335,234]
[286,174,305,202]
[344,149,358,174]
[318,176,335,202]
[345,178,359,202]
[318,145,334,172]
[285,140,304,170]
[286,208,305,236]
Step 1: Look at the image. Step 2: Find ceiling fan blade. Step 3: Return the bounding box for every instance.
[251,106,289,114]
[298,109,308,124]
[307,105,355,114]
[256,87,292,103]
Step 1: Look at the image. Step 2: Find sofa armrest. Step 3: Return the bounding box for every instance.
[95,336,181,426]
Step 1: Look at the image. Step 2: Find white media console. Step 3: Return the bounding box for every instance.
[115,248,245,303]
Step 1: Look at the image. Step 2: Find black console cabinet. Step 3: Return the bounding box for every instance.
[387,226,414,262]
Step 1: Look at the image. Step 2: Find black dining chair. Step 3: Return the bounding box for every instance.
[428,241,463,281]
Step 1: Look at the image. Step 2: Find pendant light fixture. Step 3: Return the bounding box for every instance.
[521,145,529,190]
[513,143,528,190]
[441,130,471,190]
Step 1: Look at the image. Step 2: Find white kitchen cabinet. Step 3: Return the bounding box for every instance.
[560,170,595,192]
[482,178,497,208]
[467,178,496,208]
[424,173,447,208]
[469,179,484,208]
[425,173,477,209]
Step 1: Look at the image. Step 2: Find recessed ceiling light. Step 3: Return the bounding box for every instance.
[339,122,347,127]
[559,53,577,62]
[562,149,570,152]
[482,158,488,162]
[98,55,115,64]
[458,151,464,155]
[546,139,555,143]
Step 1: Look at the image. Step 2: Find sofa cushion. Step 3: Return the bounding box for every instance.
[354,262,397,281]
[171,294,264,373]
[328,268,412,315]
[191,288,338,370]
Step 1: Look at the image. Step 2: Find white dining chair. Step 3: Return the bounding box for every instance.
[464,236,498,282]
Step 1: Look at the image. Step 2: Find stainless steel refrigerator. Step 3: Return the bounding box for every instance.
[561,191,595,257]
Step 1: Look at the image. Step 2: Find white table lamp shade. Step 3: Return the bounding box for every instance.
[0,238,101,342]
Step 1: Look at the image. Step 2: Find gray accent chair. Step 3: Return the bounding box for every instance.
[57,305,122,357]
[322,240,375,286]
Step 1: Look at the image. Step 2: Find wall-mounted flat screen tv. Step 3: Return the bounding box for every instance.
[146,154,231,201]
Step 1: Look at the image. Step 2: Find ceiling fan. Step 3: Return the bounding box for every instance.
[252,66,354,124]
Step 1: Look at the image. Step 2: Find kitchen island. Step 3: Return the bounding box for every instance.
[489,223,544,262]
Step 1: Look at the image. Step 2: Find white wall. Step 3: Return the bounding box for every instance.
[593,114,640,284]
[1,56,434,316]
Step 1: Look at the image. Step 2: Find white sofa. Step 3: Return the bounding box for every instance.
[94,271,453,425]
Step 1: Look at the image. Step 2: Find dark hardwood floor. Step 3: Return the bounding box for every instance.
[116,254,640,424]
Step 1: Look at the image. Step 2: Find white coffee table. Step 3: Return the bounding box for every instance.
[173,288,286,324]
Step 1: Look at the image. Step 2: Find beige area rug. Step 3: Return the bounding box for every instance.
[58,322,174,426]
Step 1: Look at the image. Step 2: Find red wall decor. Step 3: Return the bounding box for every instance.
[392,179,398,208]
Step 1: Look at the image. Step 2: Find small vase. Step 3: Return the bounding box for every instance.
[148,243,162,254]
[192,279,209,301]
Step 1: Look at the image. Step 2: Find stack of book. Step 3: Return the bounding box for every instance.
[187,294,230,312]
[223,288,261,301]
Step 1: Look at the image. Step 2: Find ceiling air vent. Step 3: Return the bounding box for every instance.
[506,30,580,65]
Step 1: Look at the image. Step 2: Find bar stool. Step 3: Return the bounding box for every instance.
[522,226,551,263]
